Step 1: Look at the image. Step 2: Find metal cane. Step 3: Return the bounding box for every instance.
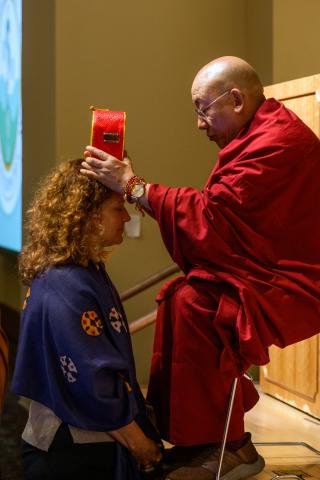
[215,376,318,480]
[216,377,239,480]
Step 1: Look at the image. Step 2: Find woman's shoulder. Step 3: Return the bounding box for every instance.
[28,263,111,317]
[32,263,99,292]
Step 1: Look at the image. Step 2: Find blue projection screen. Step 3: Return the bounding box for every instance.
[0,0,22,252]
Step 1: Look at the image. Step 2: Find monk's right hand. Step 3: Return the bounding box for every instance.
[81,146,134,193]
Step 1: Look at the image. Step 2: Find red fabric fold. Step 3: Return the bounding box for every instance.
[147,273,259,444]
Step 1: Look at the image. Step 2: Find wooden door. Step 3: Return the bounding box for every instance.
[260,74,320,418]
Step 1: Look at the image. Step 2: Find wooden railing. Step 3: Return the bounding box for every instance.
[121,264,180,334]
[129,310,157,334]
[120,264,180,302]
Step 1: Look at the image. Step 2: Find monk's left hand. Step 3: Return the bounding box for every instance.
[81,146,134,193]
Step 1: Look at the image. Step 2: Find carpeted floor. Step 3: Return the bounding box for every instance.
[0,390,27,480]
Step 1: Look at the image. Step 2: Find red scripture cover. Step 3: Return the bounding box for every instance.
[90,107,126,160]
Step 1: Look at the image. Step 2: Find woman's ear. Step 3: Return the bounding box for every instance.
[230,88,244,113]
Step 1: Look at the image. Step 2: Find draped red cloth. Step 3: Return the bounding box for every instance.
[147,272,260,444]
[148,98,320,376]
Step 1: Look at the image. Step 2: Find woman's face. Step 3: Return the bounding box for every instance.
[100,192,131,246]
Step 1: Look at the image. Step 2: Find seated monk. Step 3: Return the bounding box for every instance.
[81,56,320,480]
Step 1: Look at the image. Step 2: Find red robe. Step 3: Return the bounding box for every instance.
[147,99,320,445]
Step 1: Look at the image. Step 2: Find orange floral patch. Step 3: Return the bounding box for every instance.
[81,310,103,336]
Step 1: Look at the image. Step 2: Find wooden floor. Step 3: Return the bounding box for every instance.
[141,386,320,479]
[10,388,320,479]
[245,390,320,479]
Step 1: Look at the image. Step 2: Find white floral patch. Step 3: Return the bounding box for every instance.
[109,307,127,333]
[60,355,77,383]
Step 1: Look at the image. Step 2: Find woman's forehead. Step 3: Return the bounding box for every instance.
[105,192,125,205]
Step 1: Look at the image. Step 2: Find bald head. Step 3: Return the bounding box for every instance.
[192,56,264,103]
[191,56,265,148]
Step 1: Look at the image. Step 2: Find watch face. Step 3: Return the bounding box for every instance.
[131,183,145,198]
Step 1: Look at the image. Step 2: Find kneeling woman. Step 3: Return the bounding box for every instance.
[12,159,161,479]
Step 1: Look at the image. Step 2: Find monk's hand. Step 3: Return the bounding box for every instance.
[81,146,134,193]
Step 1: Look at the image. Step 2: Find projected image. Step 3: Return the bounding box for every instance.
[0,0,22,252]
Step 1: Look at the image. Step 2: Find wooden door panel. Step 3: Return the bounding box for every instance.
[262,337,319,400]
[260,74,320,418]
[264,74,320,136]
[284,95,318,133]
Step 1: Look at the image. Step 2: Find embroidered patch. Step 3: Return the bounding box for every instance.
[60,355,77,383]
[22,288,31,310]
[81,310,103,336]
[109,307,127,333]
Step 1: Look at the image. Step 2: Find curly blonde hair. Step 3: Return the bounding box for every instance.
[19,159,112,285]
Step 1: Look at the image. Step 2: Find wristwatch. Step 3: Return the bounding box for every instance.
[125,176,146,202]
[131,179,146,199]
[124,176,147,215]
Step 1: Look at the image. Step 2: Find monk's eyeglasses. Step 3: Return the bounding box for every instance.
[194,90,230,121]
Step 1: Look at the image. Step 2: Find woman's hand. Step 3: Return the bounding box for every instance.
[129,434,162,466]
[108,420,162,467]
